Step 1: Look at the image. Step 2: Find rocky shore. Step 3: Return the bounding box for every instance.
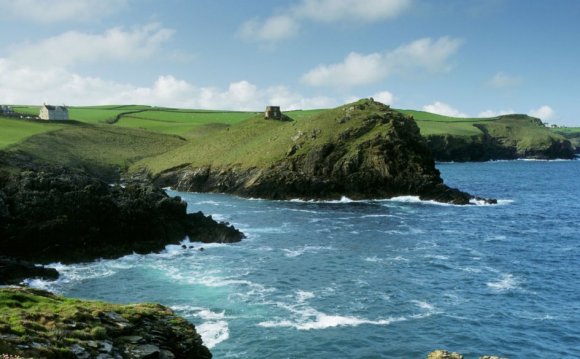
[0,287,212,358]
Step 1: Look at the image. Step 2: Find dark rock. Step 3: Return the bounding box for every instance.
[0,256,59,285]
[0,168,244,265]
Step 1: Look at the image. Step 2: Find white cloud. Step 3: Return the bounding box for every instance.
[9,23,174,68]
[423,101,468,118]
[372,91,395,105]
[0,58,336,110]
[487,72,522,88]
[528,105,554,120]
[477,109,514,118]
[301,37,461,87]
[239,15,300,42]
[239,0,411,42]
[0,0,127,23]
[294,0,411,23]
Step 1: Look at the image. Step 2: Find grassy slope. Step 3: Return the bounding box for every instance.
[1,122,186,173]
[0,117,65,149]
[134,101,394,174]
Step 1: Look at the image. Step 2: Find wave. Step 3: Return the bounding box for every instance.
[283,245,334,258]
[170,306,229,349]
[258,311,407,331]
[487,274,521,292]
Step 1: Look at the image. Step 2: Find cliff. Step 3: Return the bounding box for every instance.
[0,167,243,266]
[0,287,212,358]
[146,99,492,204]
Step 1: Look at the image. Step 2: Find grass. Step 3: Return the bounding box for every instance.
[0,117,66,149]
[397,109,495,136]
[2,122,186,173]
[0,287,180,356]
[134,99,396,174]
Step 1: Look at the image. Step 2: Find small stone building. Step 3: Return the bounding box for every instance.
[39,104,68,120]
[264,106,282,120]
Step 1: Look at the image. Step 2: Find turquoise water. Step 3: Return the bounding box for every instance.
[32,161,580,358]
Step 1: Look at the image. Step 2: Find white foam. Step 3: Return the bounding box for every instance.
[283,245,333,258]
[288,196,354,203]
[470,198,514,206]
[487,274,520,292]
[258,311,406,331]
[197,321,229,348]
[296,290,315,302]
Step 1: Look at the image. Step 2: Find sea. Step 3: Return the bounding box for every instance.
[29,160,580,358]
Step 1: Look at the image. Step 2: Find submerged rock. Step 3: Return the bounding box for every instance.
[0,287,212,358]
[0,168,244,265]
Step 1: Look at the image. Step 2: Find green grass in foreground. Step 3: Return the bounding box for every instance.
[0,287,173,353]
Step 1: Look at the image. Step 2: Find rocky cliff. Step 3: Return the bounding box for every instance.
[152,99,493,205]
[0,287,212,359]
[0,167,243,266]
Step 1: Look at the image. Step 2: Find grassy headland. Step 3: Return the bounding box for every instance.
[398,110,575,160]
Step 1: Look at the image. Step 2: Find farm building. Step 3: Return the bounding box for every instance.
[39,104,69,120]
[264,106,282,120]
[1,105,14,116]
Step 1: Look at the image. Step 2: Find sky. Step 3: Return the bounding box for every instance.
[0,0,579,125]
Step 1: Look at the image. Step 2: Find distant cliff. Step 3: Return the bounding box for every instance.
[147,99,493,204]
[401,110,575,161]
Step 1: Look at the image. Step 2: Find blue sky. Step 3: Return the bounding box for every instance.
[0,0,578,125]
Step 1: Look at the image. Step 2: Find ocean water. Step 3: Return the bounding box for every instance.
[30,161,580,358]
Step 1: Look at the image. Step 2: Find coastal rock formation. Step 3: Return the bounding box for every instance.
[0,168,244,265]
[155,99,493,205]
[0,287,212,358]
[428,350,507,359]
[0,257,59,285]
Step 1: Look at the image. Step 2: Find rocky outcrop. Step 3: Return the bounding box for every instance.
[428,350,507,359]
[155,100,493,205]
[0,256,59,285]
[0,168,244,265]
[0,287,212,358]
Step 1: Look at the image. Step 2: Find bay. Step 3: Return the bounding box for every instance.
[31,161,580,358]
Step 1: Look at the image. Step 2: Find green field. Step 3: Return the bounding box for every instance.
[0,117,65,148]
[1,101,574,175]
[397,109,495,136]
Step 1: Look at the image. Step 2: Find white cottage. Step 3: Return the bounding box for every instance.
[39,104,68,120]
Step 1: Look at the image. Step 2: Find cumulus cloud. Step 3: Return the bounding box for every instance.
[301,37,461,87]
[9,23,174,68]
[487,72,522,88]
[528,105,554,120]
[0,58,336,110]
[0,0,127,23]
[372,91,395,105]
[294,0,411,23]
[477,109,514,118]
[423,101,468,118]
[239,0,411,42]
[239,15,300,42]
